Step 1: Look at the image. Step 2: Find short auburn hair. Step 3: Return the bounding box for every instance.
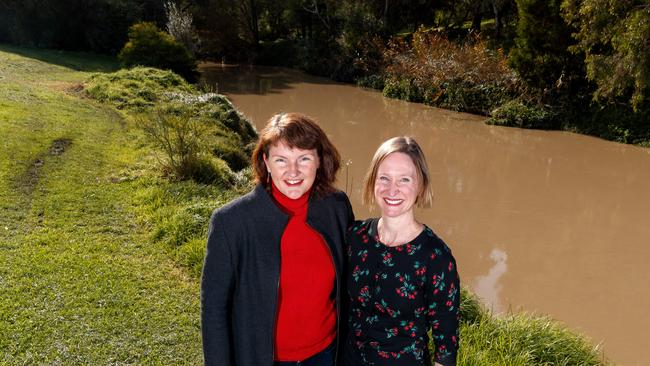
[363,136,433,208]
[252,112,341,197]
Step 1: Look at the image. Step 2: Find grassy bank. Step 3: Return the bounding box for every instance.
[0,45,210,364]
[0,45,610,365]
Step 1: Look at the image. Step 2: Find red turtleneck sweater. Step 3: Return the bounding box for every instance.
[271,183,337,361]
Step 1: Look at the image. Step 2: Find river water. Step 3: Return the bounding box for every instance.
[201,64,650,365]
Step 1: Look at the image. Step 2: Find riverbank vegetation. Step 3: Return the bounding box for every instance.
[1,46,610,365]
[2,1,648,145]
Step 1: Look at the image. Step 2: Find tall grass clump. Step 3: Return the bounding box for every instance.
[454,289,609,366]
[377,28,519,114]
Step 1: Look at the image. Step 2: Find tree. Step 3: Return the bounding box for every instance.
[0,0,165,53]
[165,1,198,55]
[508,0,583,95]
[562,0,650,110]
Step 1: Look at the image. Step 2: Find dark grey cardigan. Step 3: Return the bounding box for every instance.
[201,184,353,366]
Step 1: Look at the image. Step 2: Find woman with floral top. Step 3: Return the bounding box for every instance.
[343,137,460,366]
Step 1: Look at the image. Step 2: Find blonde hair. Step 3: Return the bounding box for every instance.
[362,136,433,208]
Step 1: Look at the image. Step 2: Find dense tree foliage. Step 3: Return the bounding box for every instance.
[508,0,583,94]
[562,0,650,110]
[0,0,164,53]
[1,0,648,143]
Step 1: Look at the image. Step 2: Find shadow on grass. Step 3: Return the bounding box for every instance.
[0,43,119,72]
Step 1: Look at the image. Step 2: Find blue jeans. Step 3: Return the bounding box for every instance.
[274,341,335,366]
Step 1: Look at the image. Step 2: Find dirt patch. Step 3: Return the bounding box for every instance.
[49,138,72,156]
[16,138,73,195]
[47,81,87,97]
[64,82,86,97]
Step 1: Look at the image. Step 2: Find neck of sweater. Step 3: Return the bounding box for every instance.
[271,182,310,216]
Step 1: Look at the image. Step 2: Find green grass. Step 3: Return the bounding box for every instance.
[0,45,205,364]
[0,45,610,365]
[457,290,609,365]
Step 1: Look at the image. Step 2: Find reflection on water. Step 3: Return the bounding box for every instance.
[474,249,508,313]
[201,64,650,366]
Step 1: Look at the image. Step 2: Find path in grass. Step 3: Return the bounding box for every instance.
[0,47,203,364]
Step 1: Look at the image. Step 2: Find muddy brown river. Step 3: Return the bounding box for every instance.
[201,64,650,365]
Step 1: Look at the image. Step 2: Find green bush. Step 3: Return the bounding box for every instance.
[487,100,557,129]
[574,102,650,145]
[139,106,234,184]
[164,92,257,171]
[382,78,425,103]
[439,82,510,115]
[118,22,197,82]
[356,74,385,90]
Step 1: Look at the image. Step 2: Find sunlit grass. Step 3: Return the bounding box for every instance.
[0,46,203,364]
[457,290,609,365]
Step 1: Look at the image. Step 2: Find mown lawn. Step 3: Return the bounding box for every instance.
[0,45,206,365]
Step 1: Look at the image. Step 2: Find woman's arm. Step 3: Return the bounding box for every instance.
[201,213,235,366]
[426,246,460,366]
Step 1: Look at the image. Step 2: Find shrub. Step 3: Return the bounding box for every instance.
[382,78,425,103]
[139,106,234,184]
[118,22,197,82]
[163,92,257,171]
[378,28,518,114]
[356,74,385,90]
[487,100,557,129]
[575,102,650,145]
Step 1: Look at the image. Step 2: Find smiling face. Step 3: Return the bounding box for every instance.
[264,140,320,199]
[374,152,420,219]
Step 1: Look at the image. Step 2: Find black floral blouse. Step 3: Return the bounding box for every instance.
[344,219,460,366]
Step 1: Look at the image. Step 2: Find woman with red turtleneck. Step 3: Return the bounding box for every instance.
[201,113,353,366]
[271,180,337,362]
